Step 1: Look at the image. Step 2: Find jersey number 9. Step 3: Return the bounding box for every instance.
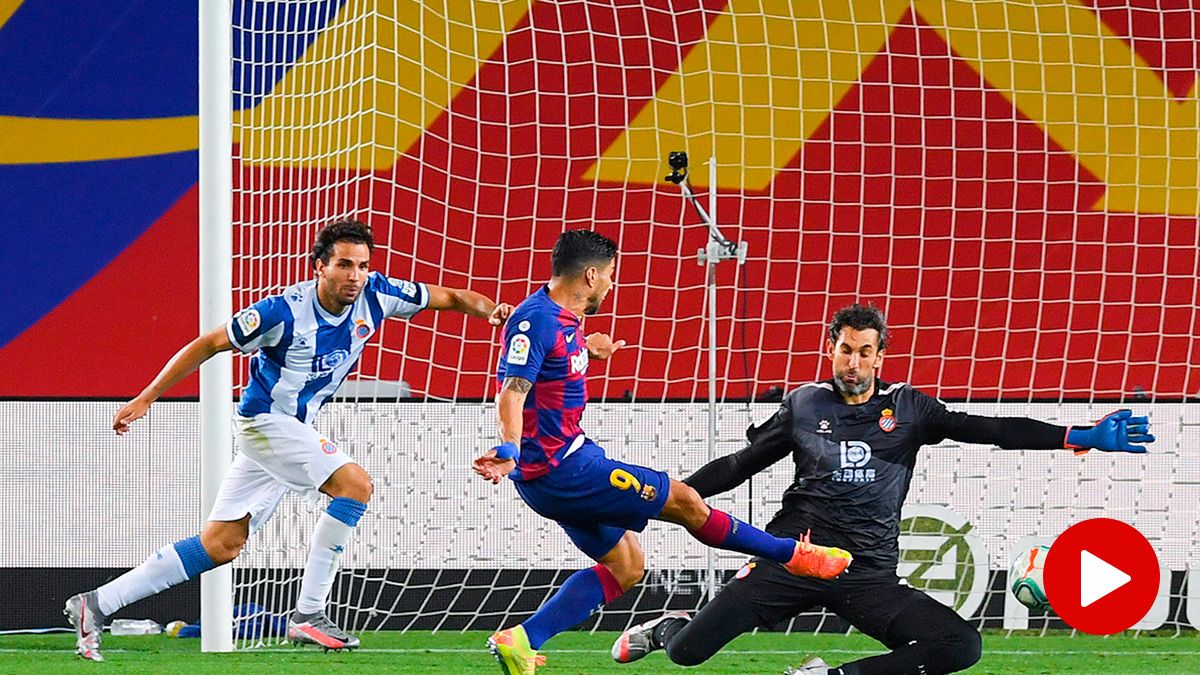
[609,469,642,492]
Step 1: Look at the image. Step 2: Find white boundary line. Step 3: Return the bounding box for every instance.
[5,647,1196,657]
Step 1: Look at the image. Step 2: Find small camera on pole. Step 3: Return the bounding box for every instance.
[665,151,689,185]
[663,151,746,265]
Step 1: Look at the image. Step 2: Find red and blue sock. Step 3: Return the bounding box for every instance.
[691,508,794,563]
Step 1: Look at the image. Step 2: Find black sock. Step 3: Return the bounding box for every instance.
[652,617,688,648]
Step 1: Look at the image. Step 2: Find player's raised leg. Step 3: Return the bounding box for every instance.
[287,462,372,651]
[657,479,852,579]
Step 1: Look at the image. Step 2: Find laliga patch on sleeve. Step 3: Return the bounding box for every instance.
[236,308,261,335]
[507,334,531,365]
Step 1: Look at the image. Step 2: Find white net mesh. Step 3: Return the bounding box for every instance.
[225,0,1200,644]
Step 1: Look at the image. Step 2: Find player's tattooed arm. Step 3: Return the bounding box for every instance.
[496,377,533,445]
[474,376,534,484]
[502,377,533,394]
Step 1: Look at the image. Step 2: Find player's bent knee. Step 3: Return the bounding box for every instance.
[921,622,981,674]
[601,555,644,591]
[664,636,712,667]
[211,536,246,565]
[662,480,708,528]
[938,626,982,672]
[323,463,374,503]
[672,481,703,508]
[613,563,644,592]
[201,521,249,565]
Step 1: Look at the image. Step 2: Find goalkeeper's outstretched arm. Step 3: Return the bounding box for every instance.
[112,326,233,435]
[938,409,1154,454]
[684,406,794,499]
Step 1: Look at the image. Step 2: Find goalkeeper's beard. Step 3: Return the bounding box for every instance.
[833,374,871,398]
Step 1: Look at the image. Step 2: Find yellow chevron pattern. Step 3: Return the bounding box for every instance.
[593,0,1198,216]
[237,0,532,169]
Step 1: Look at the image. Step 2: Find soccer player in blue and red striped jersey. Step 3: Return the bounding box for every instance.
[473,230,854,674]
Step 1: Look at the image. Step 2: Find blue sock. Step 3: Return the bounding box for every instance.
[692,509,794,563]
[326,496,368,526]
[173,535,218,579]
[522,565,623,649]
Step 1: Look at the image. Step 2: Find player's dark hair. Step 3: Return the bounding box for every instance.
[311,219,374,268]
[828,303,889,349]
[551,229,618,278]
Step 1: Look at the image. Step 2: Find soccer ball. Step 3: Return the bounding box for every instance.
[1009,545,1051,611]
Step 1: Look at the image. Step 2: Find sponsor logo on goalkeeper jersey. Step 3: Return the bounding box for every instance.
[236,308,261,336]
[879,408,896,432]
[834,440,875,483]
[507,334,531,365]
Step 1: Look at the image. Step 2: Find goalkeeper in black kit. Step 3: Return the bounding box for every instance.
[611,304,1155,675]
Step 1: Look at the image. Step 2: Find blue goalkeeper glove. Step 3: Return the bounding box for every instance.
[1066,409,1154,454]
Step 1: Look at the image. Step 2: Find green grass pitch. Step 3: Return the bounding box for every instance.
[2,630,1199,673]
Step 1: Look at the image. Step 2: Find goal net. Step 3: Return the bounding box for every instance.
[223,0,1200,645]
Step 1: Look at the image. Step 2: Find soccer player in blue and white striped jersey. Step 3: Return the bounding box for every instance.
[64,220,511,661]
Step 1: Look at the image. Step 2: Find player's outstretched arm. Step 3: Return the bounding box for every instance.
[685,407,794,498]
[940,409,1154,453]
[1066,409,1155,453]
[473,376,531,484]
[112,326,233,435]
[426,284,513,325]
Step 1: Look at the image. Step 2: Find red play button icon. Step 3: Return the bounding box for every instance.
[1043,518,1160,634]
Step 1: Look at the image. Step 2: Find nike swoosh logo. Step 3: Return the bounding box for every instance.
[565,333,575,342]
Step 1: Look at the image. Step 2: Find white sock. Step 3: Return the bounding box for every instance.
[96,544,188,616]
[295,512,355,615]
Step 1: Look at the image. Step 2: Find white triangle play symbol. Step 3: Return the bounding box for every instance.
[1080,549,1131,607]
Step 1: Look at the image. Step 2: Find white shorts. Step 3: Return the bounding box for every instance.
[207,413,355,532]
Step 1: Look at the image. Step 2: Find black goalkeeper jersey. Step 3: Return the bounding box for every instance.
[685,378,1070,572]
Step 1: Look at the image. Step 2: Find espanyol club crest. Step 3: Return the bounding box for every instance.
[734,562,756,580]
[320,439,338,455]
[355,319,370,339]
[879,408,897,432]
